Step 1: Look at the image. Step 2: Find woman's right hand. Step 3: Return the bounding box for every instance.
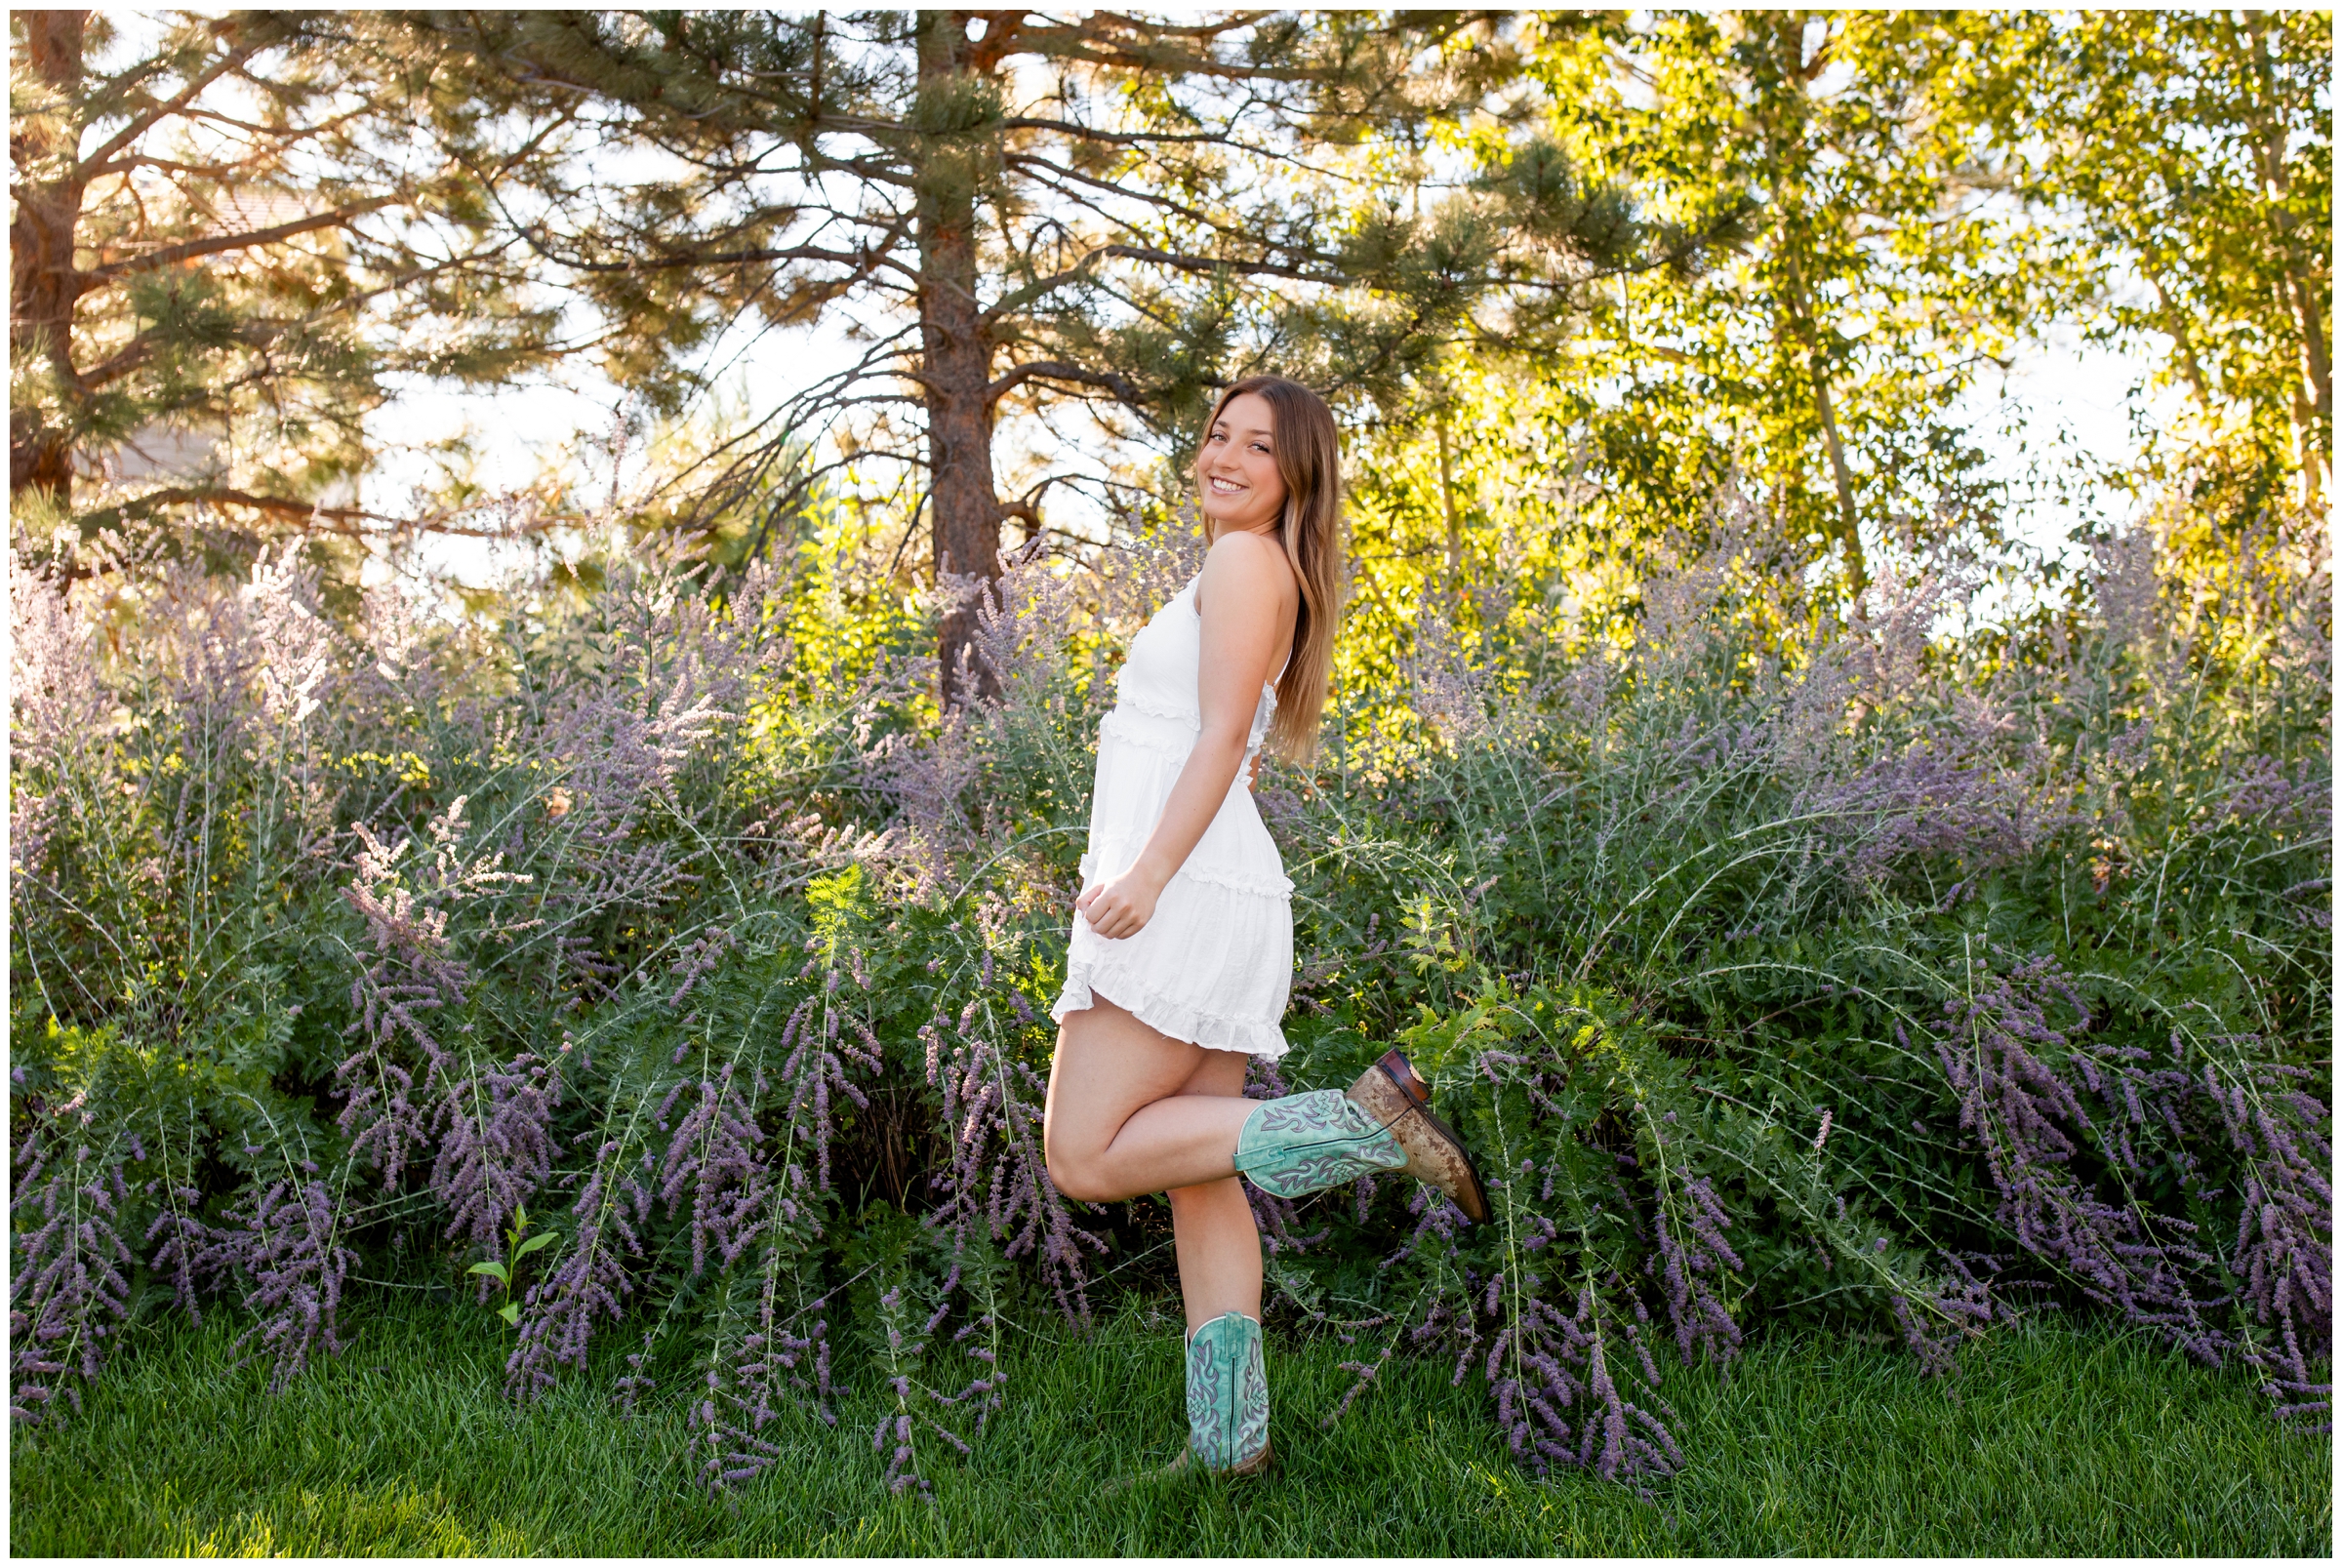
[1074,868,1162,940]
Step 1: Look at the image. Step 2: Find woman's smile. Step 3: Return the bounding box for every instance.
[1197,389,1287,532]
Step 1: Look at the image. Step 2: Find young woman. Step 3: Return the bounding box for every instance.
[1042,376,1489,1477]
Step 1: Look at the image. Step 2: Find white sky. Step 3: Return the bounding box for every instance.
[1958,328,2182,551]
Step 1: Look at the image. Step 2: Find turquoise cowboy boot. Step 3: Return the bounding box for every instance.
[1184,1310,1271,1475]
[1232,1090,1408,1196]
[1233,1050,1492,1224]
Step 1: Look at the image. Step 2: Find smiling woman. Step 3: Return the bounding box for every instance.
[1039,375,1490,1479]
[7,4,2325,1514]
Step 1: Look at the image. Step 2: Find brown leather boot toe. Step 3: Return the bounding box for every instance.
[1343,1048,1492,1225]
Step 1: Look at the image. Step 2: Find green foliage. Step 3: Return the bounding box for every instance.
[1415,9,2336,601]
[468,1206,557,1326]
[17,454,2323,1488]
[1915,11,2332,506]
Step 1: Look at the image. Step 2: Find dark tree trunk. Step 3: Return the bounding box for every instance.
[915,12,1003,707]
[10,10,90,503]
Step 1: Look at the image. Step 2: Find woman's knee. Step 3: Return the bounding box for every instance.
[1042,1122,1111,1204]
[1047,1155,1123,1205]
[1048,1163,1104,1204]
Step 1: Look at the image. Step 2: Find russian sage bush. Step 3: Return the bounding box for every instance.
[9,489,2328,1496]
[1238,496,2329,1481]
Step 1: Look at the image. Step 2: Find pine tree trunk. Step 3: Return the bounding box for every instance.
[10,10,90,503]
[915,12,1003,707]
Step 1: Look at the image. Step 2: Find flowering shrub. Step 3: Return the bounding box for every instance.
[10,488,2328,1493]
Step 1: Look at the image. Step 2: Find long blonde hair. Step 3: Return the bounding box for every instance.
[1198,376,1344,763]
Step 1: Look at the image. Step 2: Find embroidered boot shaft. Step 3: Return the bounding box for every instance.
[1232,1050,1491,1224]
[1232,1090,1409,1196]
[1185,1311,1271,1474]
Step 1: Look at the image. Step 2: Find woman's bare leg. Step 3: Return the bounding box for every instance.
[1043,992,1259,1201]
[1042,992,1264,1331]
[1162,1048,1263,1331]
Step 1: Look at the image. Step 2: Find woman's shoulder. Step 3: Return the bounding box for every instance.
[1200,528,1297,599]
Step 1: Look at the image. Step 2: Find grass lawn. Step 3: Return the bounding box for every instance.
[11,1292,2328,1556]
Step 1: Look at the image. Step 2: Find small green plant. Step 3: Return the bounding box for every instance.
[467,1205,559,1327]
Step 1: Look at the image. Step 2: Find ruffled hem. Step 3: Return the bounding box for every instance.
[1052,947,1290,1059]
[1177,863,1294,897]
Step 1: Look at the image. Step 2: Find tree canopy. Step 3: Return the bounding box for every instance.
[7,10,557,583]
[1922,10,2331,510]
[388,9,1681,695]
[10,9,2328,629]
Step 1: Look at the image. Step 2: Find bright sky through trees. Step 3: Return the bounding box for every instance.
[364,241,2167,594]
[17,9,2322,633]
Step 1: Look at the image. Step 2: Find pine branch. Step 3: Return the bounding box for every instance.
[1007,14,1325,86]
[85,485,565,542]
[528,233,892,276]
[991,116,1270,151]
[79,198,397,284]
[985,360,1146,410]
[981,233,1339,328]
[92,486,377,528]
[80,243,524,391]
[77,43,262,176]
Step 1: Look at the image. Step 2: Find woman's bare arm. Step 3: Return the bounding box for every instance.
[1075,533,1295,939]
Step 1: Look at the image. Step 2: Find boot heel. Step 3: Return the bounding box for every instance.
[1373,1048,1433,1108]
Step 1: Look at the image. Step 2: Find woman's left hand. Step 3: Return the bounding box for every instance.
[1074,869,1162,940]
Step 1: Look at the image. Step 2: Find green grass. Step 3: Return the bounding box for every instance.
[11,1293,2328,1556]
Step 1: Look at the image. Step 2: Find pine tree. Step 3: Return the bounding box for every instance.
[8,11,557,578]
[405,10,1667,701]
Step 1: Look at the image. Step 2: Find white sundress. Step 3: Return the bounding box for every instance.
[1050,574,1295,1059]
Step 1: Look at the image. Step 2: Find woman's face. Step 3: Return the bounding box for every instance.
[1196,391,1288,536]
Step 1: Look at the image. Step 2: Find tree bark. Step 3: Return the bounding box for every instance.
[1765,17,1867,600]
[10,10,91,503]
[1435,407,1464,594]
[916,12,1005,707]
[1808,360,1866,597]
[1781,251,1869,599]
[2235,12,2329,508]
[2146,269,2218,414]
